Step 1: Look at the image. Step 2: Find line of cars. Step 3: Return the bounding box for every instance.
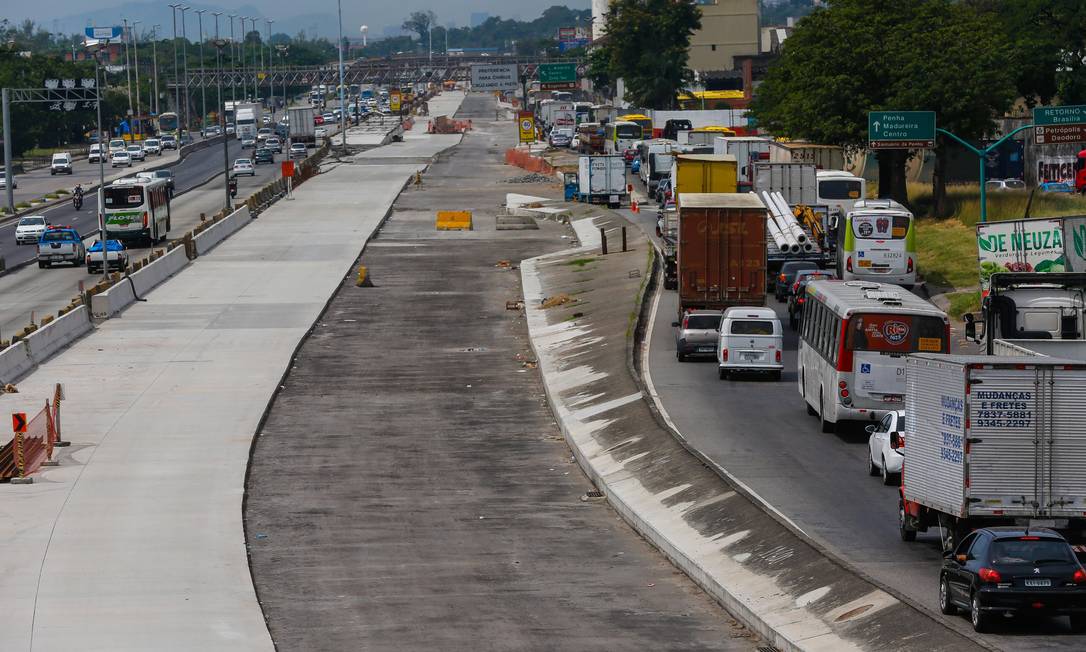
[89,137,169,168]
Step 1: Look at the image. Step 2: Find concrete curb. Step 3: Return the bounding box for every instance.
[194,205,252,256]
[90,246,190,319]
[519,215,986,652]
[0,306,92,385]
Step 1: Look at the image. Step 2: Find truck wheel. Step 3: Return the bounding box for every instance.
[819,393,836,433]
[899,501,917,542]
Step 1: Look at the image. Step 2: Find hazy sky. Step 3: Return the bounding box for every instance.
[3,0,590,39]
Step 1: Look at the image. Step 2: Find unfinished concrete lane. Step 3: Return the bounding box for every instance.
[244,93,758,650]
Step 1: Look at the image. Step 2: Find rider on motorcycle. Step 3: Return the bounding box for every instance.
[73,184,84,209]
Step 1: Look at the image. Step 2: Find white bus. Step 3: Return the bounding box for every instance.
[102,178,172,244]
[836,199,917,289]
[604,121,642,157]
[798,280,948,433]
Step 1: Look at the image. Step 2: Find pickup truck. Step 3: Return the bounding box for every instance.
[85,239,129,274]
[37,226,86,268]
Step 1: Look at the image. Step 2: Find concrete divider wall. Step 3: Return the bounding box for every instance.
[194,205,252,256]
[91,246,190,319]
[23,306,92,364]
[0,341,34,384]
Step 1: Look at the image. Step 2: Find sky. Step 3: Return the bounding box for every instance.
[2,0,590,40]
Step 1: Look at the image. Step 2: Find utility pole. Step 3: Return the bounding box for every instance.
[213,39,231,213]
[250,17,259,102]
[338,0,346,148]
[266,19,274,114]
[196,9,206,133]
[228,15,237,104]
[133,21,142,138]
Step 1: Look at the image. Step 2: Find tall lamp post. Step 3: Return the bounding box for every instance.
[249,17,259,101]
[169,4,180,116]
[195,9,206,133]
[227,14,237,104]
[276,45,288,122]
[213,38,232,213]
[132,21,142,138]
[180,5,191,136]
[265,19,275,115]
[123,18,134,136]
[87,39,110,285]
[151,25,161,116]
[337,0,346,148]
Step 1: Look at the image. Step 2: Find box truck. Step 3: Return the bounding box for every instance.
[672,154,738,206]
[577,155,628,208]
[768,142,845,171]
[899,354,1086,550]
[676,193,766,317]
[753,162,817,206]
[288,107,316,148]
[714,136,772,191]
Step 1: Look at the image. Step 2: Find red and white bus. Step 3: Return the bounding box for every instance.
[798,280,949,433]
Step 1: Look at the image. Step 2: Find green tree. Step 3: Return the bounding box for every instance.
[402,11,437,43]
[596,0,700,109]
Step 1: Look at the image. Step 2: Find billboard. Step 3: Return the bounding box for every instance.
[470,64,519,91]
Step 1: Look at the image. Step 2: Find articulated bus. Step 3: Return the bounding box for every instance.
[102,178,172,244]
[157,112,180,136]
[836,199,917,289]
[617,113,652,140]
[604,121,643,157]
[798,280,949,433]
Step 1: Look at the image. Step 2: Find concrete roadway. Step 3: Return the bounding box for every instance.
[0,145,284,340]
[624,195,1082,650]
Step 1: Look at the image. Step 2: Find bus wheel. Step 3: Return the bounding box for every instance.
[819,392,836,434]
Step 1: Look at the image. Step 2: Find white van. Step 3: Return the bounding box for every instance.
[717,307,784,381]
[50,152,73,175]
[816,170,866,223]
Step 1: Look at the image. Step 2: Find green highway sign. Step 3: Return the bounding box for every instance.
[1034,105,1086,127]
[868,110,936,149]
[537,62,577,84]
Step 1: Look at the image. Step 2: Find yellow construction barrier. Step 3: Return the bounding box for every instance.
[436,211,473,231]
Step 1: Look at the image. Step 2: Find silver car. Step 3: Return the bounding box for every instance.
[673,310,723,362]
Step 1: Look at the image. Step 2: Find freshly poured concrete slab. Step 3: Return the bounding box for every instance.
[0,128,466,652]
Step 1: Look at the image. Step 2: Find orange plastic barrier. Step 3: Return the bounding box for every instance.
[0,396,60,482]
[503,148,557,175]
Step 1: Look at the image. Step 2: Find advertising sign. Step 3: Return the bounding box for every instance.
[1063,216,1086,273]
[390,90,401,112]
[557,27,576,41]
[518,111,536,144]
[976,218,1065,291]
[1036,155,1077,184]
[470,64,519,91]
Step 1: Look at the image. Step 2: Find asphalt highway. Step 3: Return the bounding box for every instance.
[624,197,1083,650]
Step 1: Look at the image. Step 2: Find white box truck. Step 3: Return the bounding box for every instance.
[898,354,1086,551]
[236,103,262,140]
[288,106,316,148]
[753,162,817,206]
[577,155,628,208]
[714,136,772,191]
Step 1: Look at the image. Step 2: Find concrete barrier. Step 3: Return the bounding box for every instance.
[23,306,92,364]
[0,341,34,385]
[91,246,191,319]
[194,205,252,256]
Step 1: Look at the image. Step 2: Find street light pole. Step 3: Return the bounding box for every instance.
[123,18,134,137]
[195,9,206,133]
[180,5,190,137]
[133,21,142,139]
[169,4,180,117]
[89,41,109,285]
[228,15,237,104]
[266,19,274,115]
[152,25,161,116]
[250,17,259,101]
[213,39,231,213]
[337,0,346,148]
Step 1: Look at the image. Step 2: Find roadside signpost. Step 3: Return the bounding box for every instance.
[868,111,936,149]
[518,111,536,144]
[537,62,577,91]
[1033,105,1086,145]
[12,412,27,433]
[469,64,519,92]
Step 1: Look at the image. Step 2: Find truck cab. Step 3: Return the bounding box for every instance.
[966,272,1086,353]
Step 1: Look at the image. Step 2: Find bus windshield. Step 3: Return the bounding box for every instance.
[616,124,641,139]
[819,180,863,200]
[845,313,946,353]
[103,186,144,209]
[852,213,909,240]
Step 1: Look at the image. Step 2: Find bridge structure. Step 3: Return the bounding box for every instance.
[179,55,586,90]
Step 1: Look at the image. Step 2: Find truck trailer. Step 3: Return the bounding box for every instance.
[899,354,1086,551]
[287,106,317,148]
[577,155,628,208]
[676,193,767,317]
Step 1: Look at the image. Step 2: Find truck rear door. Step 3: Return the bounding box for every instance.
[1047,365,1086,519]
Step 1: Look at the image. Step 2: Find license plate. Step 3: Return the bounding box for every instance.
[1025,579,1052,587]
[610,195,619,203]
[697,347,715,353]
[741,352,762,361]
[858,259,872,268]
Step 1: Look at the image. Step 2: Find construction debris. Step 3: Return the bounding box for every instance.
[500,173,555,184]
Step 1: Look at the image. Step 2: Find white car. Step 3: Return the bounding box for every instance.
[0,169,15,189]
[111,151,132,167]
[143,139,162,155]
[867,409,905,485]
[289,143,307,159]
[232,158,255,177]
[108,139,126,156]
[15,215,48,245]
[89,144,104,163]
[314,126,327,138]
[716,307,783,381]
[127,145,146,161]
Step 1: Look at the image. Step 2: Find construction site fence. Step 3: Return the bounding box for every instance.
[0,383,64,482]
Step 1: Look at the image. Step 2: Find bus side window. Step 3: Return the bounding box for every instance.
[801,298,812,341]
[830,317,841,365]
[813,302,826,358]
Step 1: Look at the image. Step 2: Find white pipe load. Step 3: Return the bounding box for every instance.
[766,215,798,254]
[769,192,810,245]
[761,191,801,252]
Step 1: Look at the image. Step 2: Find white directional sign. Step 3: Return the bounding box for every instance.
[470,64,519,92]
[85,26,123,40]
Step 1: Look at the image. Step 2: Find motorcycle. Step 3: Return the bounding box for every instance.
[228,178,238,198]
[73,192,83,210]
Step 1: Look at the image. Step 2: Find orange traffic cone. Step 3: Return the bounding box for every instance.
[631,199,639,213]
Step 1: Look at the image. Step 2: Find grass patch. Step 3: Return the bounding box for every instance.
[567,257,595,267]
[946,291,981,319]
[915,218,977,290]
[44,194,58,200]
[15,202,30,209]
[55,189,69,195]
[909,182,1086,225]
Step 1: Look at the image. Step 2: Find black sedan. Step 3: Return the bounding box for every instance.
[787,270,836,330]
[254,148,276,165]
[939,527,1086,632]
